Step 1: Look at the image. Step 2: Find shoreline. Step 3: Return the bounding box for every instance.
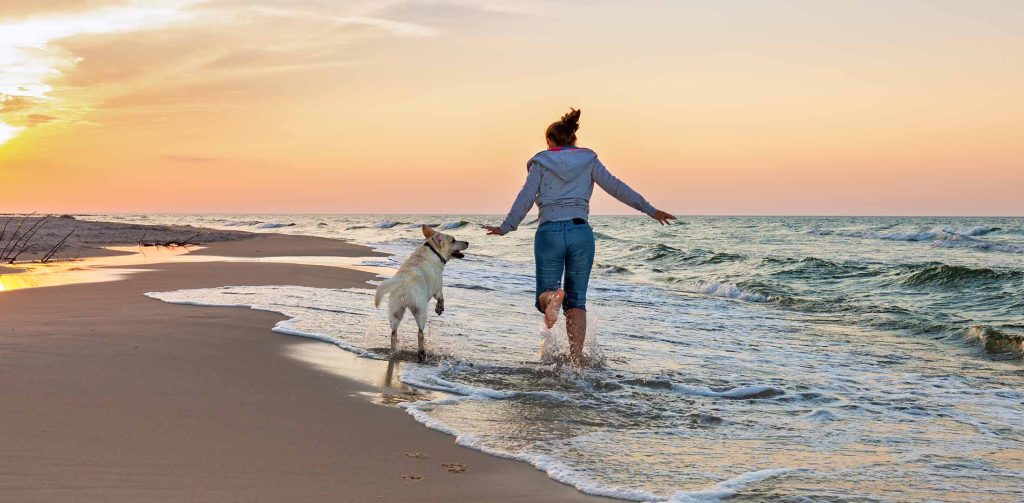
[0,229,613,502]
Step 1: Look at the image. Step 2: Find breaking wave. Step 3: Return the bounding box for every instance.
[255,222,295,229]
[222,220,262,227]
[696,281,771,302]
[439,220,471,230]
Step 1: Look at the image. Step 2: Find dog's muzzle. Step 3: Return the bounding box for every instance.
[451,241,469,259]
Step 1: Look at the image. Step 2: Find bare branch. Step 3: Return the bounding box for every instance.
[41,229,75,264]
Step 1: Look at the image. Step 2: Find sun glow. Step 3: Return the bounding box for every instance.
[0,1,198,148]
[0,121,22,149]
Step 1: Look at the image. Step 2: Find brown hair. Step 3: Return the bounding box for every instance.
[545,108,581,147]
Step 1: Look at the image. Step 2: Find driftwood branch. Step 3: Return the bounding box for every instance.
[0,218,10,250]
[0,212,36,260]
[139,233,203,248]
[2,213,55,264]
[5,215,51,264]
[41,229,75,264]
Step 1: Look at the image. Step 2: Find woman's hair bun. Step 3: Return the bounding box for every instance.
[546,107,581,146]
[560,108,581,132]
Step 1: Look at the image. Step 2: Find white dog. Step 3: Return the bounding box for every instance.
[374,225,469,361]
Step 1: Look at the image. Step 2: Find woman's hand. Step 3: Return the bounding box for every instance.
[484,225,506,236]
[652,210,676,225]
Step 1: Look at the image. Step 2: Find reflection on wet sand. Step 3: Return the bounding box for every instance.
[284,341,442,406]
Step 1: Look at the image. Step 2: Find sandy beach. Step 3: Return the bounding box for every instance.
[0,220,611,502]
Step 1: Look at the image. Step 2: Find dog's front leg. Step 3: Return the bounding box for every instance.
[434,291,445,316]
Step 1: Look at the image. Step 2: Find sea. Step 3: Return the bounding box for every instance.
[86,214,1024,502]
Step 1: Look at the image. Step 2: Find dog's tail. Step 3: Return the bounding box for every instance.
[374,278,397,308]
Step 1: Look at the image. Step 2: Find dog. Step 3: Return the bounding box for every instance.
[374,225,469,362]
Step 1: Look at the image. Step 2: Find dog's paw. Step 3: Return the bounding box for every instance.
[417,349,426,363]
[435,305,444,316]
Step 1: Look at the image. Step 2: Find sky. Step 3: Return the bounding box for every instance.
[0,0,1021,216]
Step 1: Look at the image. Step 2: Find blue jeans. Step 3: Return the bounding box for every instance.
[534,219,595,313]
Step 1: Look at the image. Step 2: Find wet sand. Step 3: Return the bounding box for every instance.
[0,233,611,502]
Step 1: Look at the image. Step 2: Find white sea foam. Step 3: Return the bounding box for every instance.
[803,409,840,422]
[696,282,769,302]
[222,220,262,227]
[668,468,799,502]
[255,222,295,229]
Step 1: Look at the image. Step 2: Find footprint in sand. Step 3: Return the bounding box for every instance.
[442,463,466,473]
[402,474,424,482]
[405,451,427,459]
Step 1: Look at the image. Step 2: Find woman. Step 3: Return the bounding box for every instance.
[485,109,675,366]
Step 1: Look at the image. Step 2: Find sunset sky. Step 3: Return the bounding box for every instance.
[1,0,1021,215]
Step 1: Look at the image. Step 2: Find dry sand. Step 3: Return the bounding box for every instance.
[0,230,613,502]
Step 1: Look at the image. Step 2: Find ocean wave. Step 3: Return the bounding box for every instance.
[221,220,262,227]
[803,409,840,422]
[633,243,685,261]
[255,222,295,229]
[930,236,1024,254]
[670,383,785,399]
[704,252,746,264]
[811,226,1023,254]
[438,220,470,230]
[696,281,771,302]
[373,221,404,229]
[764,256,874,280]
[961,325,1024,357]
[629,244,746,267]
[960,226,1001,236]
[668,468,800,503]
[901,264,1019,287]
[597,263,631,274]
[812,226,1002,242]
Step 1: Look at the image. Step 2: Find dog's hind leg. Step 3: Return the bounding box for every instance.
[388,307,405,355]
[411,306,428,363]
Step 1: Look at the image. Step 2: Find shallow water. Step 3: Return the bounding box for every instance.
[99,214,1024,502]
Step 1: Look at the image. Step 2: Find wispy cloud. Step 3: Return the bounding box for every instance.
[0,0,200,147]
[0,0,442,149]
[248,6,440,38]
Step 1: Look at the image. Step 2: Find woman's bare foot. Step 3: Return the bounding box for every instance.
[542,289,565,329]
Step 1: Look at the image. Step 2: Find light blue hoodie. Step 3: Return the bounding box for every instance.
[499,147,657,234]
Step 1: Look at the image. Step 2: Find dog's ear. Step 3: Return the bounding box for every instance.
[422,225,436,238]
[431,233,444,247]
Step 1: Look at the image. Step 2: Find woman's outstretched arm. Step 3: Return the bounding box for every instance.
[592,157,675,224]
[487,166,542,235]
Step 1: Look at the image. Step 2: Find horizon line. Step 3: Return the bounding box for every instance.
[3,212,1022,219]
